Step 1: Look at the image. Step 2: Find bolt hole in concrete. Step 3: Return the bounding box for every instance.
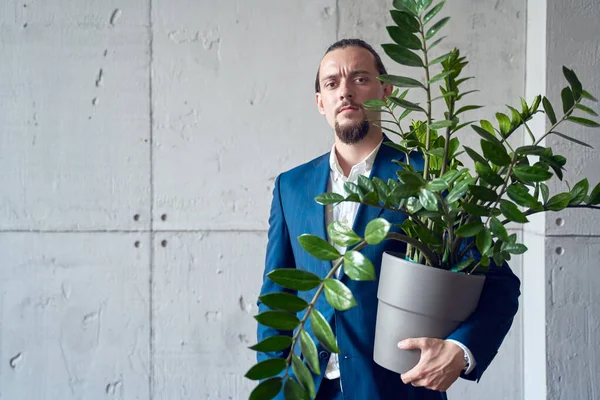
[134,241,140,248]
[161,214,167,221]
[555,217,564,226]
[133,214,140,221]
[161,240,168,247]
[555,247,565,255]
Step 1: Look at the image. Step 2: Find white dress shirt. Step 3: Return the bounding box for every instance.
[322,139,476,380]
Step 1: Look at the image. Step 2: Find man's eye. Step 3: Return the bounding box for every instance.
[325,82,336,88]
[356,77,367,83]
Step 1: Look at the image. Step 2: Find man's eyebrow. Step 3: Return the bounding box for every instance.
[321,70,374,83]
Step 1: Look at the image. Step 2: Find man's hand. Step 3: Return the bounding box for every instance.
[398,338,466,392]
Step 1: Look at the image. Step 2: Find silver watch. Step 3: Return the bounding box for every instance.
[462,349,470,372]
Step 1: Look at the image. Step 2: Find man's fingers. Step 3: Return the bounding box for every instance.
[397,337,427,350]
[400,366,425,384]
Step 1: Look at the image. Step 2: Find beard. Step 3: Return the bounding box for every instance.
[334,118,370,145]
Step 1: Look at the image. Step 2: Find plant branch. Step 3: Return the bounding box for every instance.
[386,232,438,266]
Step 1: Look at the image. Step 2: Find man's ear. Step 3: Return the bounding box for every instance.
[382,83,393,98]
[316,92,326,115]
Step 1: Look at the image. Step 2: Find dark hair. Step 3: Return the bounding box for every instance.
[315,38,388,93]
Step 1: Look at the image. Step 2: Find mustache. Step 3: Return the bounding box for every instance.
[336,102,363,114]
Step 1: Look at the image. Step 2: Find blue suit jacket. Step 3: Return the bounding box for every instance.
[256,137,521,400]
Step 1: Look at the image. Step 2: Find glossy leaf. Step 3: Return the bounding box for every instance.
[414,225,443,246]
[378,74,424,88]
[455,105,483,115]
[456,220,484,238]
[291,356,315,399]
[464,146,488,165]
[255,311,300,331]
[249,377,283,400]
[300,330,320,375]
[382,44,424,67]
[496,113,511,136]
[425,17,450,40]
[490,216,509,242]
[452,259,474,272]
[469,185,498,202]
[563,66,583,98]
[500,200,529,223]
[344,250,376,280]
[540,183,550,204]
[429,119,455,130]
[423,1,445,24]
[267,269,322,291]
[567,116,600,128]
[513,165,553,182]
[507,184,539,208]
[427,178,449,191]
[388,96,426,112]
[462,202,491,217]
[259,293,308,313]
[481,139,511,166]
[315,192,345,205]
[245,358,286,380]
[248,336,293,353]
[575,103,599,116]
[475,162,504,186]
[550,131,593,148]
[365,218,392,244]
[581,90,598,102]
[569,178,589,205]
[472,125,502,146]
[419,188,438,211]
[542,96,557,125]
[390,10,420,31]
[393,0,418,15]
[358,176,376,194]
[324,279,357,311]
[476,228,492,255]
[546,193,571,211]
[284,376,310,400]
[516,145,546,155]
[561,87,574,114]
[588,182,600,205]
[446,178,475,203]
[387,26,422,50]
[298,234,341,261]
[310,309,341,354]
[429,71,453,84]
[327,221,361,247]
[427,51,453,66]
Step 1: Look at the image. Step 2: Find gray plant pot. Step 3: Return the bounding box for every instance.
[373,251,486,374]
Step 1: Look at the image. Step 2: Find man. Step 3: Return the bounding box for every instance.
[256,39,521,400]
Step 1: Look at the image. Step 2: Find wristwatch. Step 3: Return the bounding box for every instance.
[462,349,470,372]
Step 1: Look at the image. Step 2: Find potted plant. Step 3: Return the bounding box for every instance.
[245,0,600,399]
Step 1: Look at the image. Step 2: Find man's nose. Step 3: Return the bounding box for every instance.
[339,82,354,100]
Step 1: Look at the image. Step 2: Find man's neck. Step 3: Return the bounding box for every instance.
[334,131,383,177]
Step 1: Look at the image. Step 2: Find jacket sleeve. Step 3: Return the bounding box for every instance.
[446,257,521,382]
[256,174,297,363]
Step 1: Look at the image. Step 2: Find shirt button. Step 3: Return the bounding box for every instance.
[319,351,329,360]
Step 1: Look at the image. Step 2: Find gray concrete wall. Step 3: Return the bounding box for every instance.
[1,0,533,399]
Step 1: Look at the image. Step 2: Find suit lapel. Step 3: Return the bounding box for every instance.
[304,155,331,276]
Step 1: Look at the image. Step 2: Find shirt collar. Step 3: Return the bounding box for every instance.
[329,138,384,179]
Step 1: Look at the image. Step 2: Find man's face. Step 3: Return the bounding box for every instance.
[316,46,391,144]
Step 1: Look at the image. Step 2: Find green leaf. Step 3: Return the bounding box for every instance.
[581,90,598,102]
[464,145,488,165]
[546,192,571,211]
[503,243,528,255]
[442,169,463,185]
[372,177,391,202]
[327,221,361,247]
[382,44,424,67]
[365,218,392,244]
[425,17,450,40]
[267,269,322,291]
[575,103,599,116]
[423,1,445,24]
[462,202,492,217]
[300,330,320,375]
[378,74,424,88]
[324,279,357,311]
[472,125,502,146]
[393,0,418,15]
[363,99,387,108]
[542,96,557,125]
[588,182,600,205]
[496,113,511,136]
[386,26,422,50]
[428,35,446,50]
[344,182,362,196]
[456,220,484,237]
[427,178,449,191]
[310,309,341,353]
[513,165,553,183]
[563,66,583,98]
[480,119,496,134]
[506,105,522,125]
[446,178,475,203]
[561,87,575,114]
[344,250,376,280]
[245,358,286,380]
[550,131,594,148]
[248,336,293,353]
[390,10,420,31]
[419,188,438,211]
[481,139,511,166]
[428,71,453,84]
[388,96,426,112]
[414,225,443,246]
[469,185,498,202]
[452,259,474,272]
[567,116,600,128]
[476,228,492,255]
[298,234,341,261]
[358,175,376,194]
[455,105,483,115]
[315,192,345,205]
[284,376,310,400]
[475,162,504,186]
[516,145,546,155]
[255,311,300,331]
[429,119,455,130]
[291,356,315,399]
[259,293,308,313]
[490,216,509,242]
[428,52,453,66]
[249,377,283,400]
[500,199,529,223]
[541,183,550,204]
[531,95,542,113]
[384,141,411,153]
[507,184,539,208]
[569,178,589,205]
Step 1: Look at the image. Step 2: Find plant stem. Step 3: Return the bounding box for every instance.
[386,232,437,266]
